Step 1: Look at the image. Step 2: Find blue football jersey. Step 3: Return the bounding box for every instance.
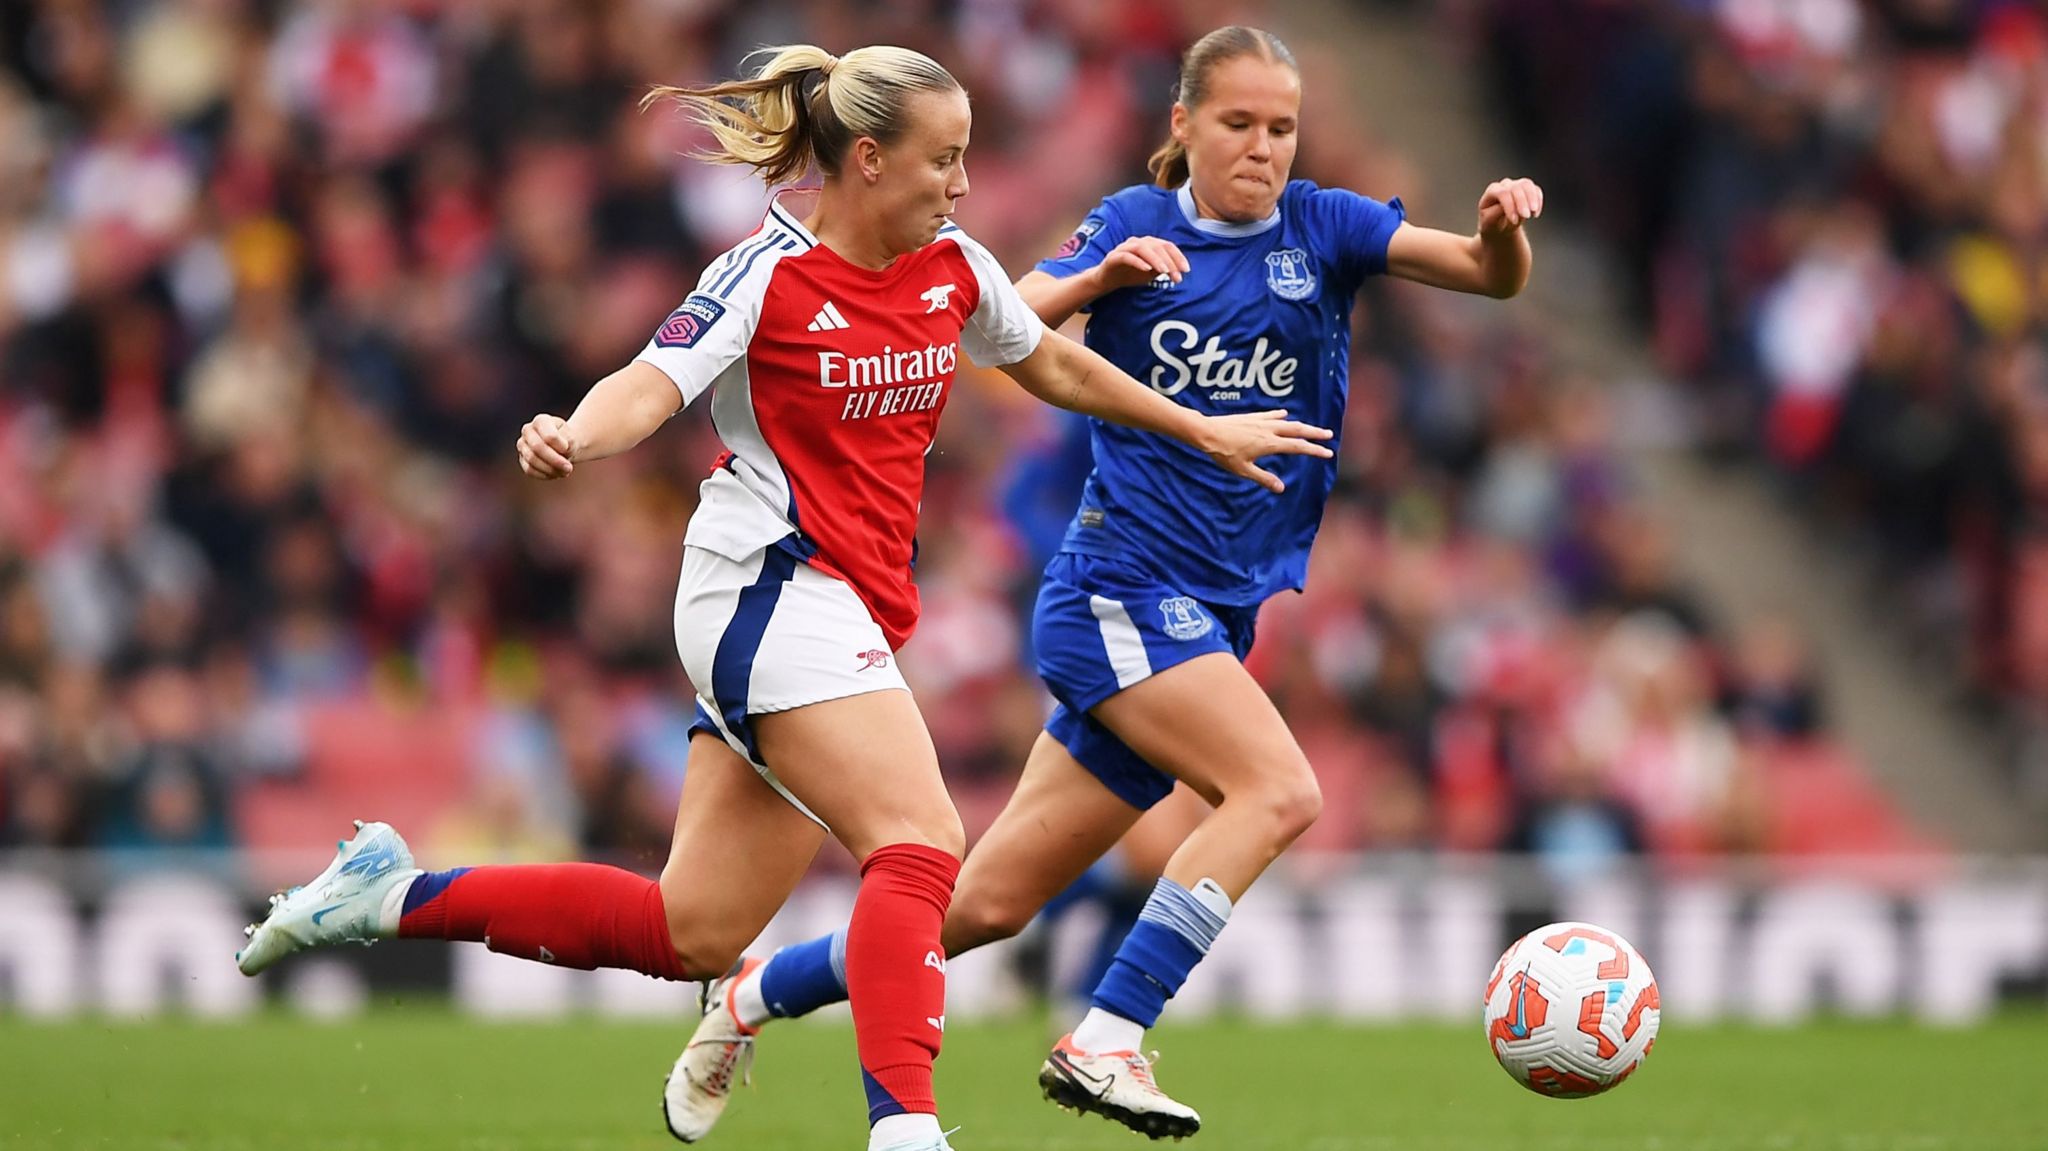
[1036,180,1406,607]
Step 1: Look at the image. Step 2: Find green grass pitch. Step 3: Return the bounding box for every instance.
[3,1011,2043,1150]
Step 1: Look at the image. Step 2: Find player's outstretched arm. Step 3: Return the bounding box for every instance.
[1385,177,1543,299]
[999,329,1331,493]
[1016,235,1188,328]
[516,361,683,480]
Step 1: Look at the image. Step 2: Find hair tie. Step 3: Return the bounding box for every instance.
[802,63,832,103]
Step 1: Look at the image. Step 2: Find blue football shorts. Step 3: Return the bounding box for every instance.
[1031,552,1258,810]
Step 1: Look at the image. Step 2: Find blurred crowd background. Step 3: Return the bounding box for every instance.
[0,0,1965,891]
[1476,0,2048,782]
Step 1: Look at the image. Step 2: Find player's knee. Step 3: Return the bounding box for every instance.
[946,890,1036,951]
[1258,766,1323,843]
[927,811,967,860]
[891,808,967,861]
[667,923,747,982]
[657,879,747,980]
[841,800,965,863]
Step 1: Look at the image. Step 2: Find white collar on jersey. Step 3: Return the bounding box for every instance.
[1177,182,1282,237]
[763,190,961,251]
[767,195,819,247]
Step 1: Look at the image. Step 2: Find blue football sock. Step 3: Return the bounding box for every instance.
[758,927,849,1018]
[1088,878,1231,1027]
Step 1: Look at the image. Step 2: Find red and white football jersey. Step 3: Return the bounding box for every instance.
[635,200,1045,649]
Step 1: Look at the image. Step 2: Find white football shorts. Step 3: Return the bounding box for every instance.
[674,539,909,824]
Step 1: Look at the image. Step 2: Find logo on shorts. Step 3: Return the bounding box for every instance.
[856,649,892,671]
[1265,249,1317,301]
[1159,596,1213,641]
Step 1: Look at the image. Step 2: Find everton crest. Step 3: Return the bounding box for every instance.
[1159,596,1214,641]
[1264,248,1317,301]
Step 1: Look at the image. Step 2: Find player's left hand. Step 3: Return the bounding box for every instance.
[1477,178,1544,237]
[1198,410,1335,493]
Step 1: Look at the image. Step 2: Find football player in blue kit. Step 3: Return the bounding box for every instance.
[664,25,1544,1143]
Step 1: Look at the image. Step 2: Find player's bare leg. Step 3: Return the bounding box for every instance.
[1037,652,1316,1140]
[669,726,1138,1142]
[1042,783,1204,1017]
[750,689,966,1151]
[1091,653,1318,899]
[941,733,1147,952]
[660,733,834,973]
[675,715,1237,1141]
[661,732,831,1141]
[1116,783,1210,881]
[1015,780,1206,1011]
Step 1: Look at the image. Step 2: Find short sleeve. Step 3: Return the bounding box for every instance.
[951,231,1046,369]
[1033,199,1129,281]
[633,238,782,405]
[1312,188,1407,284]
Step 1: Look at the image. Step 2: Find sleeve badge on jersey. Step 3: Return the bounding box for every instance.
[1054,215,1105,260]
[655,294,728,348]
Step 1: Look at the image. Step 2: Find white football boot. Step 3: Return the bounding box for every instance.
[235,820,420,976]
[1038,1034,1201,1140]
[663,957,762,1142]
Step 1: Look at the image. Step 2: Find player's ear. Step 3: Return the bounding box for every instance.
[852,136,885,184]
[1169,102,1190,146]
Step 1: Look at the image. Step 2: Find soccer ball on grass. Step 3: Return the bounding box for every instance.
[1483,921,1660,1098]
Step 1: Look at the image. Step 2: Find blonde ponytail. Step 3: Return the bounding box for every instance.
[644,44,960,187]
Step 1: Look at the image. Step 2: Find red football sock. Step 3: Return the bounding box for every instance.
[397,864,686,980]
[846,843,960,1124]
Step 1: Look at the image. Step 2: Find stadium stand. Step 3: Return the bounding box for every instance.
[1472,0,2048,791]
[0,0,1933,886]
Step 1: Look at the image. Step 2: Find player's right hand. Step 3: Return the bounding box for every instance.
[1093,236,1190,293]
[1198,410,1335,493]
[517,414,577,480]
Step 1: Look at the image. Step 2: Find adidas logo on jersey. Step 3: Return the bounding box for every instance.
[807,300,851,332]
